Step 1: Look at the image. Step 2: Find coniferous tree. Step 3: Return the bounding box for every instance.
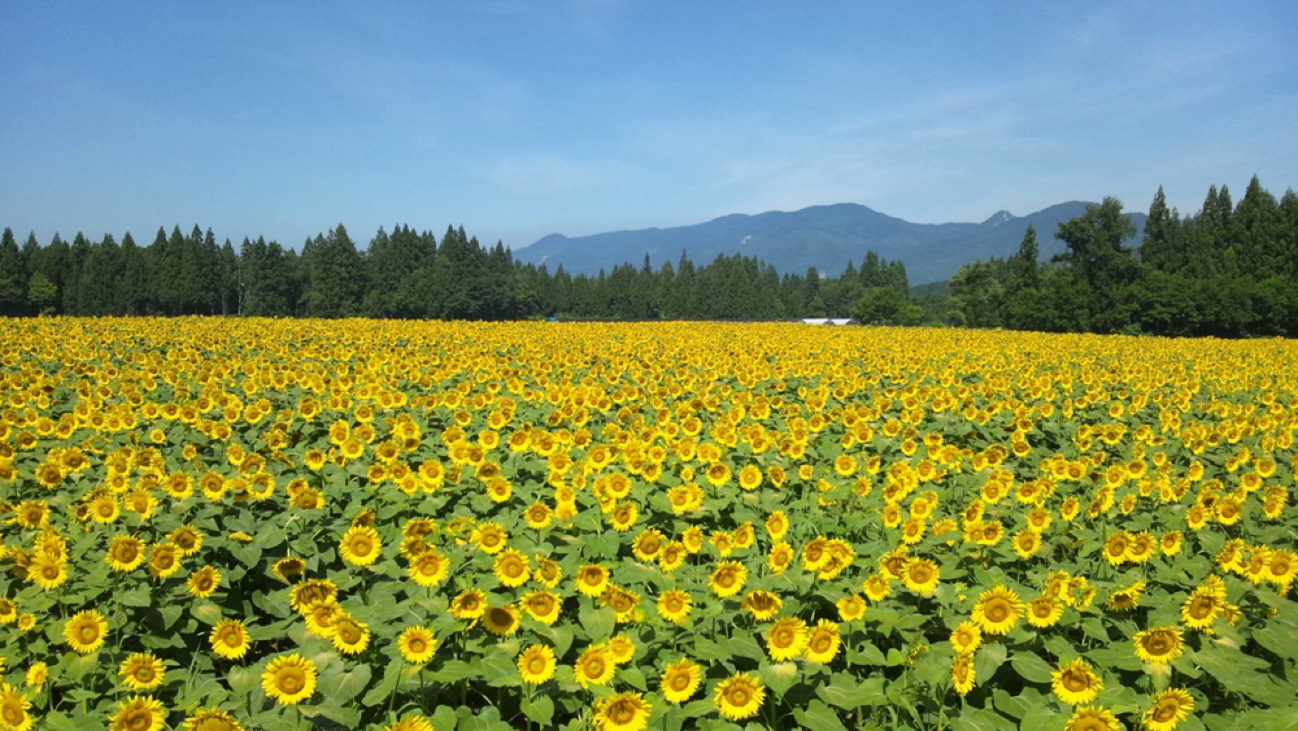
[0,228,28,315]
[119,233,150,315]
[1140,187,1182,273]
[302,224,364,318]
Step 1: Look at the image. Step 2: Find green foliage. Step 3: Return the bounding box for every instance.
[945,177,1298,338]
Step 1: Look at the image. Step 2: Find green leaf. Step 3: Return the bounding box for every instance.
[300,703,363,728]
[815,673,887,709]
[229,665,260,695]
[579,605,617,641]
[521,694,555,726]
[190,601,223,625]
[1085,646,1142,672]
[1250,619,1298,662]
[118,585,152,607]
[759,662,800,698]
[792,699,850,731]
[974,642,1008,684]
[431,706,460,731]
[621,665,648,691]
[321,662,372,703]
[430,660,478,683]
[360,657,405,707]
[1010,652,1056,684]
[692,637,733,663]
[847,642,887,666]
[992,687,1047,720]
[951,707,1015,731]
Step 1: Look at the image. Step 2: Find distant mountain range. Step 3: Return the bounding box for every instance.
[514,202,1148,285]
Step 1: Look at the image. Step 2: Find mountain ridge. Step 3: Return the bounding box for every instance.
[514,201,1147,285]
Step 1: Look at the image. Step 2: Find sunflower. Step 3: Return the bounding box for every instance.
[147,542,182,579]
[594,636,630,667]
[90,495,121,524]
[182,708,244,731]
[210,619,251,660]
[521,590,562,625]
[738,464,763,491]
[609,502,638,532]
[332,615,371,655]
[1143,688,1194,731]
[272,557,306,582]
[408,549,450,588]
[1176,587,1220,631]
[660,658,702,703]
[109,695,165,731]
[1064,706,1121,731]
[397,625,437,664]
[593,692,652,731]
[1026,596,1064,628]
[25,662,46,691]
[119,653,166,691]
[289,579,338,612]
[765,618,808,661]
[493,549,531,588]
[740,590,783,621]
[837,594,867,622]
[28,553,68,590]
[187,566,222,598]
[713,672,765,721]
[64,609,108,654]
[951,654,975,696]
[340,525,382,566]
[804,620,841,663]
[517,644,556,685]
[656,590,693,624]
[574,645,616,688]
[950,621,981,656]
[709,561,747,598]
[682,526,705,553]
[0,683,33,731]
[659,541,687,572]
[972,585,1023,635]
[304,600,343,638]
[576,565,611,597]
[482,604,521,636]
[450,589,488,620]
[1107,581,1146,612]
[1133,626,1184,666]
[630,528,665,561]
[862,574,892,603]
[0,599,17,624]
[169,525,204,556]
[765,510,789,540]
[1052,658,1103,705]
[524,502,553,530]
[527,554,560,587]
[1012,529,1042,559]
[902,558,940,596]
[767,542,794,573]
[1102,533,1130,566]
[261,654,317,705]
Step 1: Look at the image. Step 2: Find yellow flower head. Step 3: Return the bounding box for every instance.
[261,654,317,705]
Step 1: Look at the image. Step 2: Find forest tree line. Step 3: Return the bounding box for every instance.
[3,175,1293,336]
[945,175,1298,337]
[0,222,913,323]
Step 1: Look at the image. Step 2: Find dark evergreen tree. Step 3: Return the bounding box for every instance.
[0,228,27,315]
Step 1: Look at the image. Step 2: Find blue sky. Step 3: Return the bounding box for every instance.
[2,1,1295,252]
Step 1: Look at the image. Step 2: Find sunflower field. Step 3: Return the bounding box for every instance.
[1,318,1297,731]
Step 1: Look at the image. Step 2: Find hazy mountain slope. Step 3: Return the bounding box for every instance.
[515,202,1147,284]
